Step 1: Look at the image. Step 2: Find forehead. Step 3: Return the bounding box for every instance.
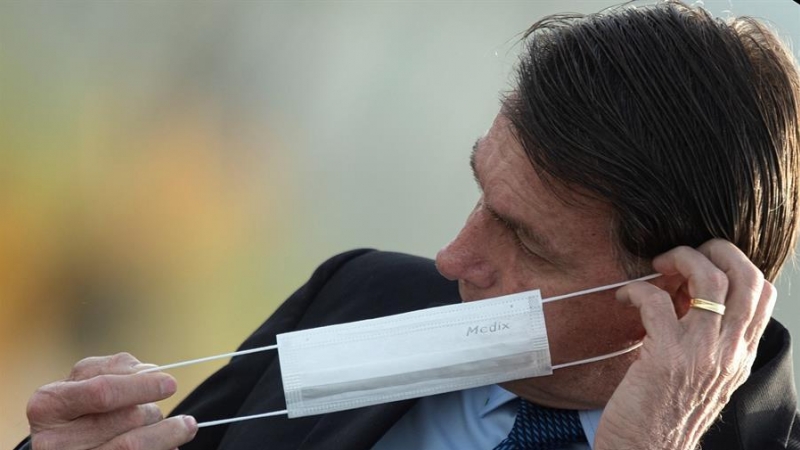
[472,114,618,269]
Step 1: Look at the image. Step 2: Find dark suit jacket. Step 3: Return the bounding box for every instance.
[15,250,800,449]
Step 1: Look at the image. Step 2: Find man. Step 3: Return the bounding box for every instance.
[16,1,800,449]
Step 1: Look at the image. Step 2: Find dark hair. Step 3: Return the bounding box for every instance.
[504,1,800,281]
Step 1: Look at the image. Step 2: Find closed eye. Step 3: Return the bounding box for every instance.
[485,205,541,259]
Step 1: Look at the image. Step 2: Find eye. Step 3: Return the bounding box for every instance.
[485,208,539,258]
[511,228,539,258]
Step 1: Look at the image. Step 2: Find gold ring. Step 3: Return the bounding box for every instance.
[690,298,726,316]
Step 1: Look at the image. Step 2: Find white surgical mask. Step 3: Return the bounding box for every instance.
[145,274,658,427]
[280,288,546,418]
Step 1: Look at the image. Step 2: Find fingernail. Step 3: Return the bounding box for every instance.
[160,376,178,396]
[183,415,198,433]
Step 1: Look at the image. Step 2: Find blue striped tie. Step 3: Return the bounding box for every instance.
[493,399,587,450]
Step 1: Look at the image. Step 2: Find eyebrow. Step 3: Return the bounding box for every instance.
[468,136,558,260]
[470,137,481,187]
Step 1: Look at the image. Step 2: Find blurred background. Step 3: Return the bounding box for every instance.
[1,0,798,446]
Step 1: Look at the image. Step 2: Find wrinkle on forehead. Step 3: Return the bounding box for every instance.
[490,115,612,212]
[475,114,619,271]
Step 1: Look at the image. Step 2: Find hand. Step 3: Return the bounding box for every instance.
[595,239,776,450]
[26,352,198,450]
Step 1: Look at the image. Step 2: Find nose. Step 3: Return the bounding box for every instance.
[435,205,496,289]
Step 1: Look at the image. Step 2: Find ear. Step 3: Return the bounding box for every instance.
[650,274,692,318]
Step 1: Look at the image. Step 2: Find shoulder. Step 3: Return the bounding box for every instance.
[323,249,455,294]
[704,319,800,449]
[301,249,461,326]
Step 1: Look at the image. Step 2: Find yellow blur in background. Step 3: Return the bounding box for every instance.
[2,1,799,447]
[0,3,311,443]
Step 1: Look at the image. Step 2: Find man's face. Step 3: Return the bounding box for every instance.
[435,113,646,409]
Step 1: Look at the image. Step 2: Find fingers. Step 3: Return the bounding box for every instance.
[28,372,177,424]
[629,239,772,384]
[69,353,155,381]
[652,240,769,339]
[27,352,190,450]
[745,281,777,349]
[32,414,198,450]
[695,240,765,338]
[616,282,679,340]
[653,245,729,304]
[618,239,773,353]
[99,416,197,450]
[79,404,164,447]
[652,245,728,328]
[599,239,775,449]
[30,403,164,450]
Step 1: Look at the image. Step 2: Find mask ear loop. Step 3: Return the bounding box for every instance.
[139,273,661,427]
[196,409,288,428]
[551,342,644,370]
[542,273,660,303]
[542,273,661,370]
[139,344,279,373]
[138,344,288,427]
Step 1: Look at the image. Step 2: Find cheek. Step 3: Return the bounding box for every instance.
[543,295,644,360]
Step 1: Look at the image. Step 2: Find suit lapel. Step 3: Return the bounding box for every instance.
[700,320,798,449]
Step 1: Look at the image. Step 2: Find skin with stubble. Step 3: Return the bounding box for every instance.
[436,113,648,410]
[436,113,776,449]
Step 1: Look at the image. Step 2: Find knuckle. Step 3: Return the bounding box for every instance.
[701,238,739,259]
[670,245,695,260]
[734,265,764,296]
[718,351,741,378]
[70,353,140,380]
[69,356,104,380]
[705,238,732,251]
[27,383,64,423]
[26,392,49,423]
[763,280,776,298]
[140,403,164,426]
[740,263,763,285]
[704,388,732,410]
[111,352,139,368]
[739,363,753,384]
[718,389,733,405]
[701,269,728,295]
